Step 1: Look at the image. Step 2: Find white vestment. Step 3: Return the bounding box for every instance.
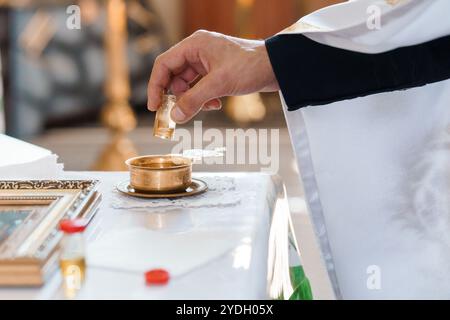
[281,0,450,299]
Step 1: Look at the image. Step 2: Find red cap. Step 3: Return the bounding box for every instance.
[145,269,170,286]
[59,219,87,234]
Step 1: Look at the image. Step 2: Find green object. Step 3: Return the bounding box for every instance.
[289,265,313,300]
[285,233,313,300]
[268,188,314,300]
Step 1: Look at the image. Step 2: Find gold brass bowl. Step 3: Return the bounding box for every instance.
[125,155,192,193]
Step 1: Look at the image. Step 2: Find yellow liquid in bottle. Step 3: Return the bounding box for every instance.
[60,257,86,299]
[153,121,175,140]
[153,93,176,140]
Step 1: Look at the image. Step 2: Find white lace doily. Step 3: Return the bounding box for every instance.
[111,176,241,211]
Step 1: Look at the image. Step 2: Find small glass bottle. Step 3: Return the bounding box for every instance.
[59,219,87,299]
[153,92,177,140]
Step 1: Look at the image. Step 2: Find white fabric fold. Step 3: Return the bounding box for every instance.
[282,0,450,53]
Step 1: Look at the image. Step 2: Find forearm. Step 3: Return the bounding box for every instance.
[265,33,450,111]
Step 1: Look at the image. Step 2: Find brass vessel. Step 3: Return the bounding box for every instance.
[125,155,192,193]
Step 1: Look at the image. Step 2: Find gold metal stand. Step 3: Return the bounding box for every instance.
[92,0,138,170]
[225,0,266,125]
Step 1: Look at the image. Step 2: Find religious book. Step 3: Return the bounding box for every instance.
[0,134,64,179]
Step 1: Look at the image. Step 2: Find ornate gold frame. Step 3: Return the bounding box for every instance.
[0,180,101,286]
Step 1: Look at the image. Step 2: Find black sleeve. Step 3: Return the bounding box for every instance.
[265,33,450,111]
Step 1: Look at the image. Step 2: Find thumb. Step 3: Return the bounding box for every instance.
[171,74,220,123]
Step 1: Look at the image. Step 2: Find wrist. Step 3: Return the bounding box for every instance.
[256,42,280,92]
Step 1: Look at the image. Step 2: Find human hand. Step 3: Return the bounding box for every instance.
[147,30,279,124]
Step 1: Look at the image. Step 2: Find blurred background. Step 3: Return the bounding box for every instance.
[0,0,342,299]
[0,0,341,196]
[0,0,342,158]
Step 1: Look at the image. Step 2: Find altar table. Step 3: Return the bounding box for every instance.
[0,172,296,300]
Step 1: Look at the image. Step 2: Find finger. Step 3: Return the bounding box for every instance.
[202,98,222,111]
[148,57,180,111]
[178,67,199,83]
[147,62,170,111]
[147,45,191,111]
[171,74,221,123]
[170,67,199,96]
[170,76,190,96]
